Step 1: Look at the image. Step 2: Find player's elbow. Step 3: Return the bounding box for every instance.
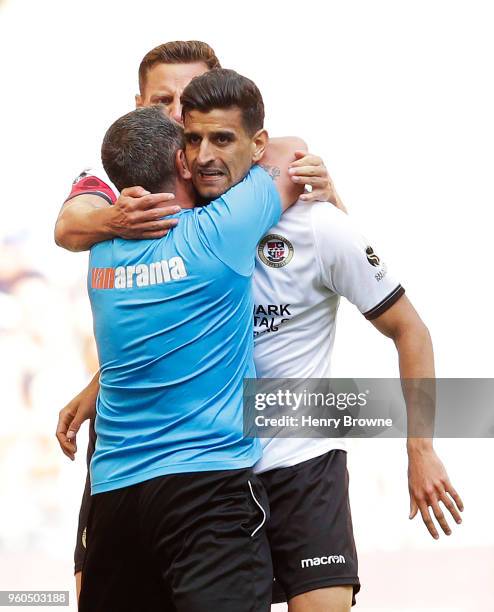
[54,217,82,252]
[395,316,432,349]
[54,217,70,249]
[417,321,432,348]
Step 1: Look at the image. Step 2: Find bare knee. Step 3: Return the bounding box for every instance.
[288,585,353,612]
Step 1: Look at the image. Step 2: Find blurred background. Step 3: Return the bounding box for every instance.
[0,0,493,610]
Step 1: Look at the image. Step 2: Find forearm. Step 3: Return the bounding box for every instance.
[394,322,434,379]
[87,369,101,392]
[394,324,435,450]
[374,301,462,535]
[55,198,114,252]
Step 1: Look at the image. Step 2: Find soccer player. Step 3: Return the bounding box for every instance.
[55,41,340,253]
[56,43,463,612]
[77,71,303,612]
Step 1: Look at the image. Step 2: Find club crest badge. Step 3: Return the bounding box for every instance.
[258,234,294,268]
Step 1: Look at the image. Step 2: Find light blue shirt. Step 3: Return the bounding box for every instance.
[88,166,281,493]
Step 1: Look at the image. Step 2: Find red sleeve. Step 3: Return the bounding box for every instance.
[65,172,117,205]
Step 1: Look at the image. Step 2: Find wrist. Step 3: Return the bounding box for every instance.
[407,437,433,455]
[87,371,100,395]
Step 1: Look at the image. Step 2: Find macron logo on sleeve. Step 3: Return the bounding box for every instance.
[301,555,346,568]
[91,257,187,290]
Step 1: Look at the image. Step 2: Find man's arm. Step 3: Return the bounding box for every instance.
[55,381,97,603]
[289,150,346,211]
[311,206,463,538]
[55,194,113,252]
[54,188,180,252]
[56,372,99,459]
[370,296,464,539]
[264,137,347,211]
[55,141,342,252]
[259,136,306,209]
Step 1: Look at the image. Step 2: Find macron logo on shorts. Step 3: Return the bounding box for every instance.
[301,555,346,568]
[91,257,187,290]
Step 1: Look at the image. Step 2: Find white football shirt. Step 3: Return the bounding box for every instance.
[252,200,404,473]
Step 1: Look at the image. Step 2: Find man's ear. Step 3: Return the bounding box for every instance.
[176,149,192,180]
[135,93,143,108]
[251,129,269,163]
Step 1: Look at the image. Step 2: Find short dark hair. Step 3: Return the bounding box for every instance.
[180,68,265,136]
[101,106,184,193]
[138,40,221,94]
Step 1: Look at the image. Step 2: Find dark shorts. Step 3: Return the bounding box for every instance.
[74,419,95,574]
[258,450,360,606]
[78,468,272,612]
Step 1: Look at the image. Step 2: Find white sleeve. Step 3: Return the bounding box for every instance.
[311,204,405,319]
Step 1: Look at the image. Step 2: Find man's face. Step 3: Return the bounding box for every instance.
[137,62,209,124]
[184,107,262,200]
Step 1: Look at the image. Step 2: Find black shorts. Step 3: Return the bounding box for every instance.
[74,419,96,574]
[258,449,360,605]
[79,468,272,612]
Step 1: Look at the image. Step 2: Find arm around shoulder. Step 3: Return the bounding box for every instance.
[260,136,307,210]
[54,194,114,252]
[55,187,180,251]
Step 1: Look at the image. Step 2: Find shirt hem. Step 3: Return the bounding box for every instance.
[254,441,346,474]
